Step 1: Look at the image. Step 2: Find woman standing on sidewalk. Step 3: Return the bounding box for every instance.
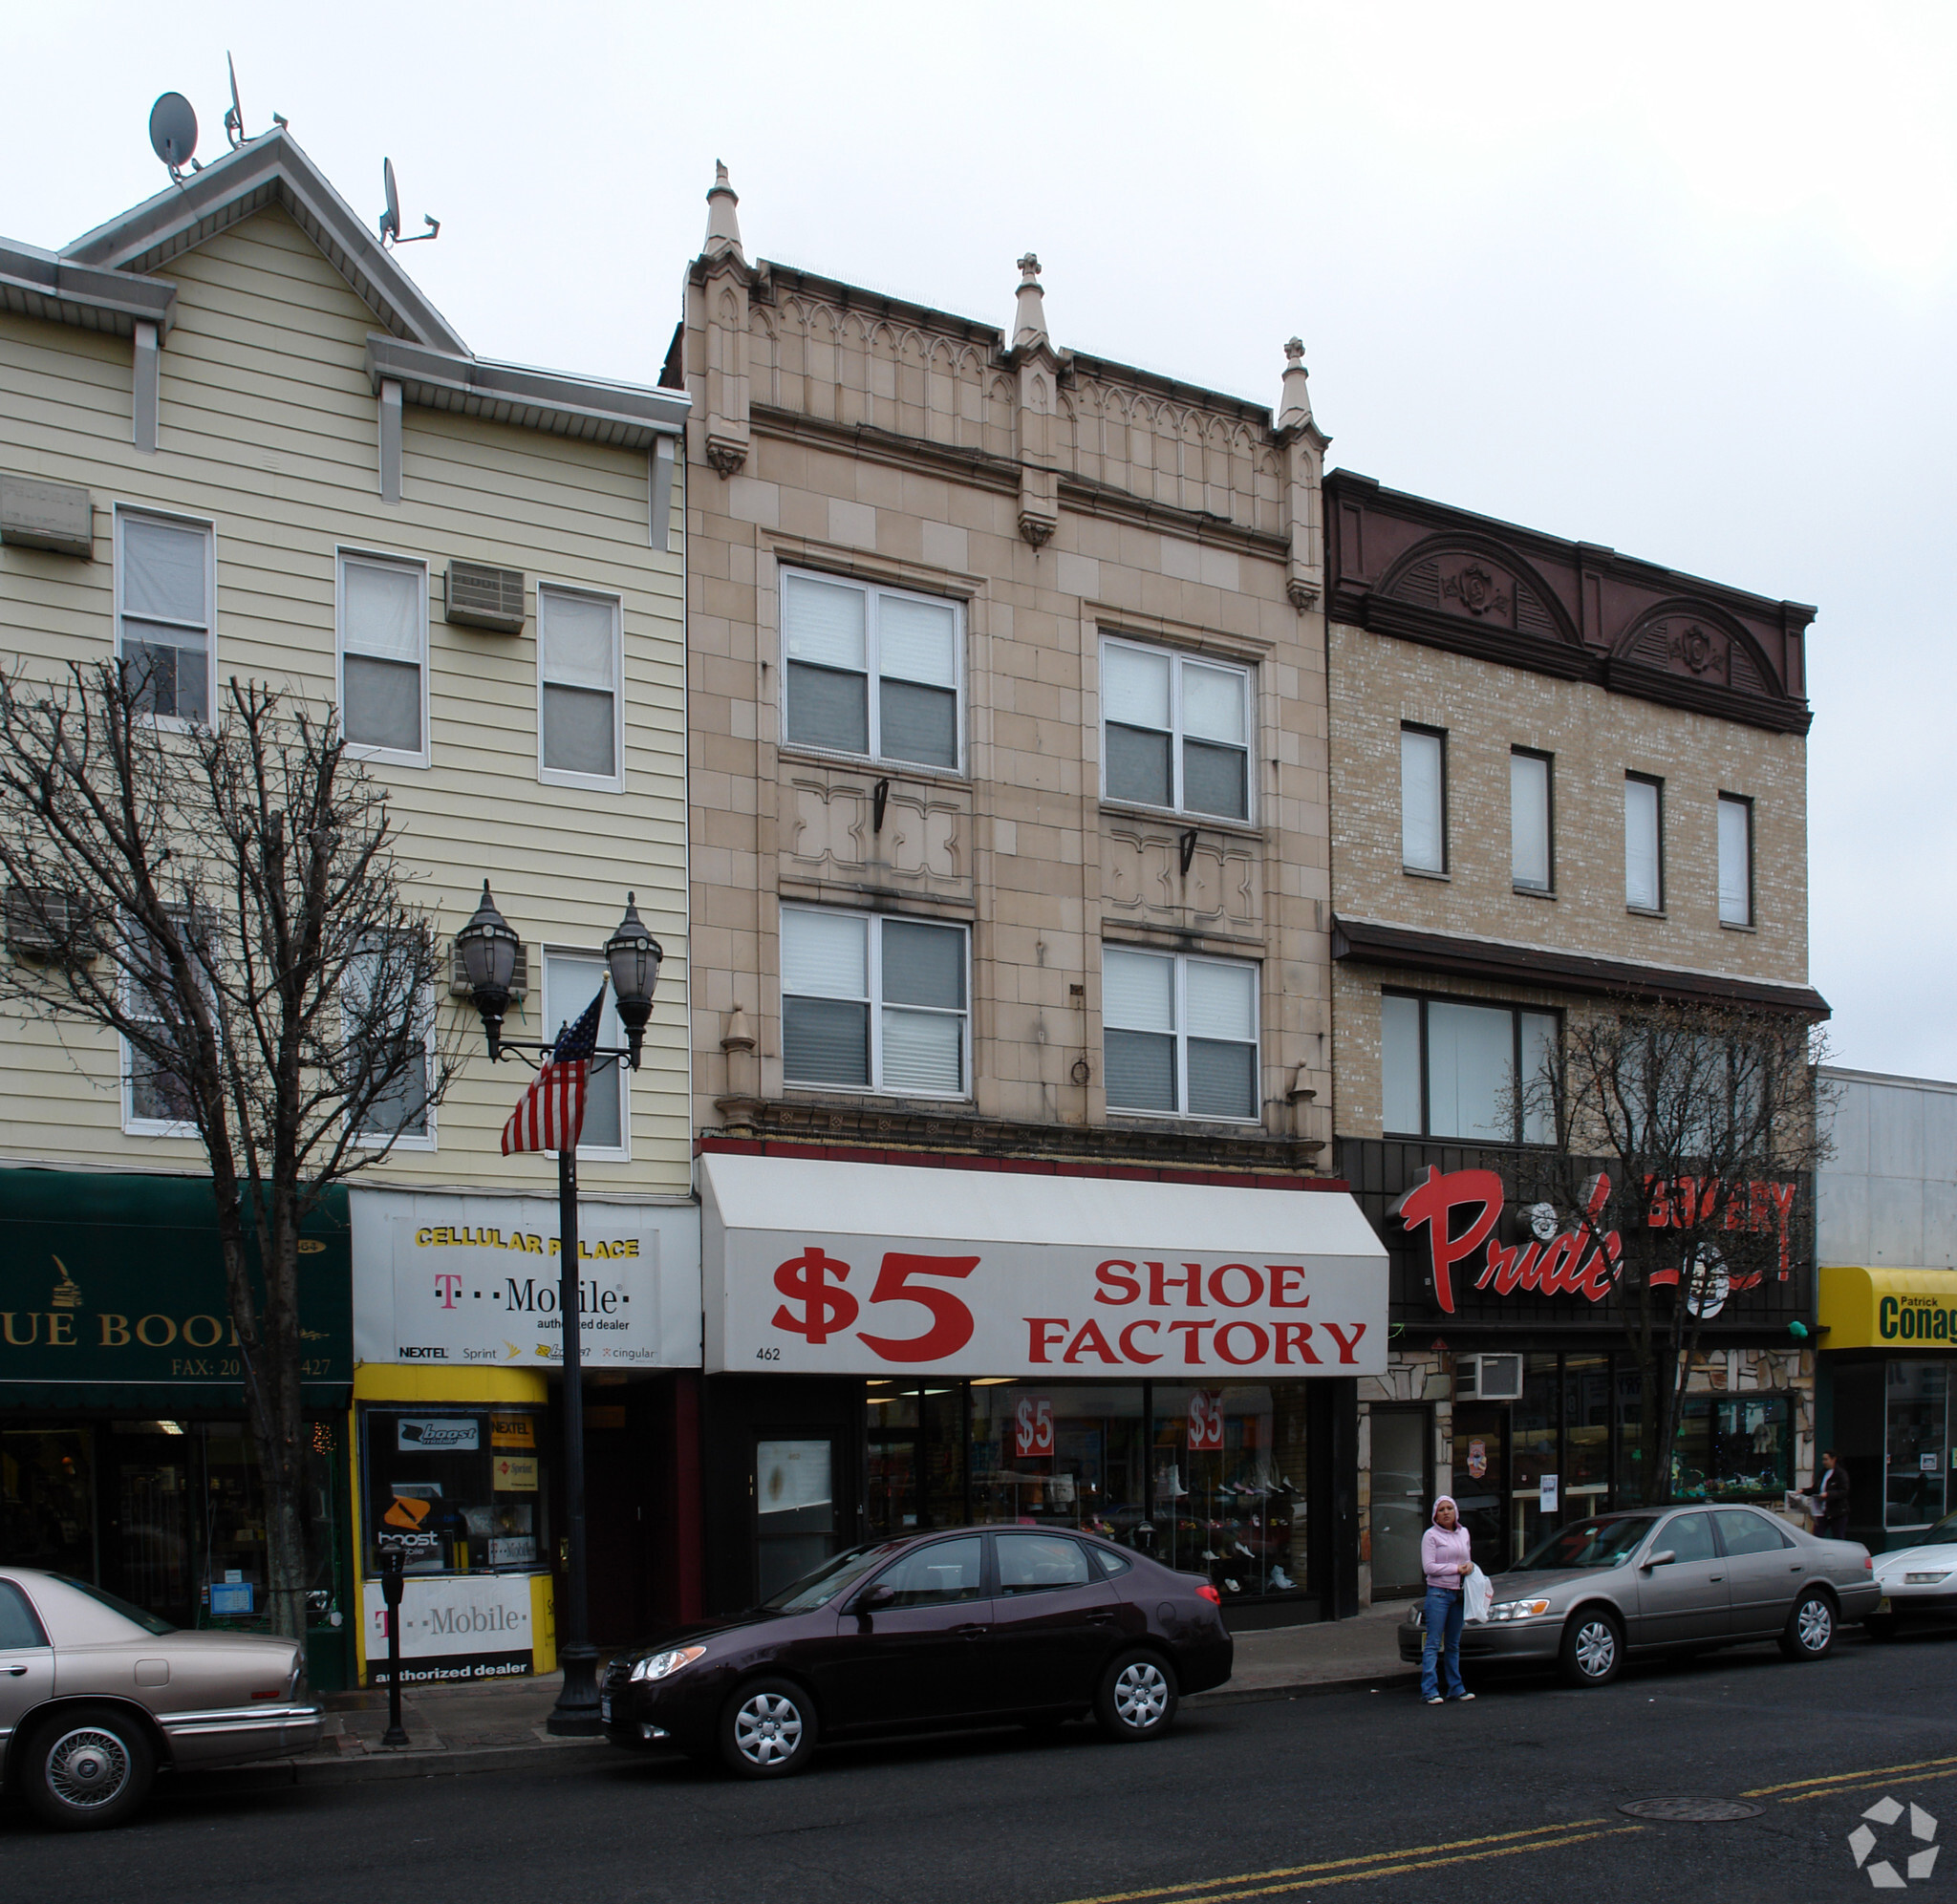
[1420,1496,1474,1706]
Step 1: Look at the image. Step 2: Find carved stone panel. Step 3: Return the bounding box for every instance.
[1102,824,1261,931]
[784,772,968,890]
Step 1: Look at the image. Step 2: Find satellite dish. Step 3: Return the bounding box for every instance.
[148,93,199,176]
[379,157,401,244]
[223,53,245,148]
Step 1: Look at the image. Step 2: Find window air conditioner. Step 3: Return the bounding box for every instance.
[5,887,88,961]
[1458,1354,1524,1402]
[444,561,527,634]
[449,938,528,1001]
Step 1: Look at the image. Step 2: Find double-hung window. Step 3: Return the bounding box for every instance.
[346,938,434,1145]
[1103,947,1258,1122]
[1381,994,1558,1144]
[1101,638,1252,820]
[121,906,208,1135]
[1718,795,1753,927]
[782,570,962,771]
[1401,725,1446,873]
[538,585,622,788]
[541,951,628,1155]
[1625,774,1664,911]
[1511,749,1553,892]
[117,508,213,723]
[781,908,969,1096]
[338,552,429,764]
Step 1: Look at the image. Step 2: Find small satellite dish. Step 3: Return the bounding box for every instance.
[223,53,245,149]
[149,93,199,178]
[377,158,441,246]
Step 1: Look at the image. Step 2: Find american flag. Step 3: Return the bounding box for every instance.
[501,982,608,1156]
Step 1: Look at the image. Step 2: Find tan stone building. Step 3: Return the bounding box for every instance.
[1320,471,1826,1605]
[677,169,1387,1621]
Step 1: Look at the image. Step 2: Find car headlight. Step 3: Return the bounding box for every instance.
[630,1645,707,1683]
[1489,1598,1553,1622]
[1903,1571,1951,1586]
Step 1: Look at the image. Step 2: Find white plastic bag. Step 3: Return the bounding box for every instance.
[1463,1564,1493,1624]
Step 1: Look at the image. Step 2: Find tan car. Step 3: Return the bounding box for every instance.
[1,1567,323,1829]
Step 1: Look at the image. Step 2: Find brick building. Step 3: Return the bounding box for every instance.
[1321,472,1827,1602]
[676,169,1386,1623]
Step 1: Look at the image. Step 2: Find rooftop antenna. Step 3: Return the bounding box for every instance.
[148,92,201,183]
[378,158,440,247]
[223,53,246,149]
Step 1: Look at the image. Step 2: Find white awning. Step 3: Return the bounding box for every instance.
[700,1151,1387,1379]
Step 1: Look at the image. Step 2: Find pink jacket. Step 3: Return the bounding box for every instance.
[1422,1521,1473,1593]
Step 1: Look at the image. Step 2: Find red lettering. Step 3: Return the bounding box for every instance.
[1748,1181,1774,1234]
[1573,1230,1620,1302]
[1536,1232,1581,1294]
[1208,1263,1264,1309]
[1026,1317,1069,1363]
[857,1253,978,1362]
[1645,1173,1675,1229]
[1063,1319,1122,1365]
[1323,1321,1368,1365]
[1269,1266,1310,1308]
[1118,1319,1163,1363]
[1214,1321,1270,1365]
[1275,1320,1321,1364]
[1769,1182,1797,1278]
[1477,1240,1521,1293]
[1166,1319,1215,1363]
[1149,1262,1206,1307]
[1390,1166,1504,1315]
[1094,1259,1140,1305]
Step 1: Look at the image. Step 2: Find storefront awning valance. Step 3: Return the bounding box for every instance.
[700,1152,1387,1379]
[1819,1265,1957,1351]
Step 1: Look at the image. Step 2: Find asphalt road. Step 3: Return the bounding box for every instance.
[6,1629,1956,1903]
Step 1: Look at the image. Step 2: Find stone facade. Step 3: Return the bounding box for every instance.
[681,171,1335,1166]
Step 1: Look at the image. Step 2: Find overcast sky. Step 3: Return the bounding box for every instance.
[13,3,1954,1078]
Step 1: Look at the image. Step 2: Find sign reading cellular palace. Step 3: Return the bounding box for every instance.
[701,1153,1389,1379]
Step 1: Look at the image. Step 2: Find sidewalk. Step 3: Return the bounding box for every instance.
[207,1603,1420,1788]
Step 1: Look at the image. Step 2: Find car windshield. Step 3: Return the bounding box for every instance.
[760,1543,905,1613]
[51,1574,175,1635]
[1923,1511,1957,1546]
[1512,1516,1658,1572]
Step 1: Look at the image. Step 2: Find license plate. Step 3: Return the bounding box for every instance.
[1877,1597,1891,1615]
[600,1696,613,1722]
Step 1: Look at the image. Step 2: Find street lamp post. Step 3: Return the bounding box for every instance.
[456,881,662,1736]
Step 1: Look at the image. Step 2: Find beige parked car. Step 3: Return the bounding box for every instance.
[1,1567,323,1829]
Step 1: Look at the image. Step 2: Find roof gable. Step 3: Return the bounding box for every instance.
[60,128,467,355]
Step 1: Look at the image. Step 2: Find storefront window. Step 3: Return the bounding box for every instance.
[1884,1361,1950,1531]
[866,1381,967,1536]
[1149,1385,1308,1599]
[1563,1356,1611,1518]
[972,1382,1148,1541]
[362,1408,547,1576]
[1509,1355,1559,1564]
[1671,1397,1793,1502]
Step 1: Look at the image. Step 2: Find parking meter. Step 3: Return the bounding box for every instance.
[379,1551,409,1747]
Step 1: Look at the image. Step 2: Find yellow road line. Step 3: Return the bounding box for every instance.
[1746,1752,1957,1799]
[1776,1766,1957,1805]
[1053,1821,1622,1904]
[1196,1827,1645,1901]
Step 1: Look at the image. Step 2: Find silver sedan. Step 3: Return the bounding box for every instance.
[1398,1506,1881,1687]
[1,1567,324,1829]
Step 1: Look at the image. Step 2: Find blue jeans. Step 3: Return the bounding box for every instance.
[1421,1586,1466,1700]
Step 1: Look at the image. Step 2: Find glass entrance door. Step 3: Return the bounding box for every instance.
[1368,1407,1430,1597]
[755,1438,841,1601]
[0,1428,97,1578]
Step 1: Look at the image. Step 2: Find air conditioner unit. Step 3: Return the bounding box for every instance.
[5,887,88,961]
[1457,1353,1524,1402]
[449,938,528,1001]
[444,561,527,634]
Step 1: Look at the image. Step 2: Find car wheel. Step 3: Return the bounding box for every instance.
[20,1706,156,1831]
[1558,1609,1624,1688]
[718,1678,818,1779]
[1093,1650,1178,1742]
[1779,1589,1836,1661]
[1863,1614,1897,1642]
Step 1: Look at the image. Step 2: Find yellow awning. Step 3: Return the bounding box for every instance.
[1817,1266,1957,1351]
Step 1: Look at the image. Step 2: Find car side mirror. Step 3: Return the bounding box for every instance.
[1642,1550,1676,1571]
[854,1584,896,1615]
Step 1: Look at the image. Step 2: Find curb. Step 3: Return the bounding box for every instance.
[1187,1669,1420,1709]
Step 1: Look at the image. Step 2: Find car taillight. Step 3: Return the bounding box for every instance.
[1197,1584,1222,1606]
[1864,1555,1874,1571]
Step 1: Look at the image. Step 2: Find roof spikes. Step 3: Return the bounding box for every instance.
[704,161,744,262]
[1013,251,1048,350]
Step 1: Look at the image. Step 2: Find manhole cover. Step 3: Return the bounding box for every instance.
[1620,1798,1764,1823]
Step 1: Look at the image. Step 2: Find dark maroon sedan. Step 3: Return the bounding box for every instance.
[600,1526,1232,1778]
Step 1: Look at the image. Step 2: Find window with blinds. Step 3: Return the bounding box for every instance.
[781,908,968,1096]
[1511,749,1553,892]
[1383,993,1559,1145]
[1625,774,1664,911]
[538,586,623,787]
[1103,946,1259,1122]
[117,508,213,723]
[339,552,428,762]
[1100,637,1252,821]
[1718,795,1753,926]
[782,570,962,772]
[1401,725,1446,873]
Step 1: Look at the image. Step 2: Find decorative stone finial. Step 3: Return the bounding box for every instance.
[1013,251,1048,349]
[704,160,744,260]
[1279,335,1314,432]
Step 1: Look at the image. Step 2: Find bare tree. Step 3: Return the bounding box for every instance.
[1508,995,1836,1508]
[0,658,460,1637]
